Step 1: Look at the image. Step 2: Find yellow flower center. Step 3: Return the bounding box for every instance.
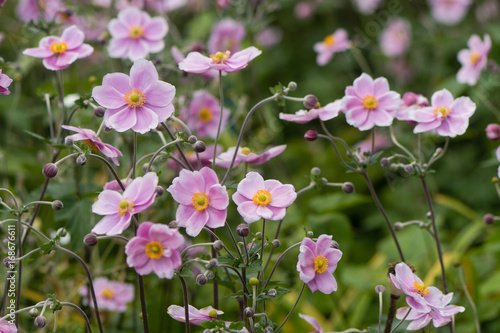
[323,35,335,47]
[314,255,328,274]
[362,95,379,109]
[101,288,115,299]
[252,189,272,206]
[145,241,164,259]
[433,106,451,118]
[192,192,209,211]
[412,281,430,297]
[124,88,146,108]
[240,147,252,155]
[117,198,135,217]
[83,139,99,152]
[470,52,480,65]
[199,107,213,122]
[208,309,218,318]
[210,51,230,64]
[50,41,68,54]
[128,25,144,39]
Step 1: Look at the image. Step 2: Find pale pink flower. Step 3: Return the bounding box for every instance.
[341,73,401,131]
[299,313,324,333]
[167,167,229,237]
[295,2,315,19]
[0,319,16,333]
[92,59,175,134]
[429,0,471,25]
[92,172,158,235]
[23,25,94,71]
[79,277,134,312]
[409,89,475,137]
[232,172,296,223]
[486,123,500,140]
[213,145,286,168]
[457,34,491,86]
[208,19,245,55]
[280,100,341,124]
[179,46,261,74]
[297,234,342,294]
[103,178,133,191]
[107,6,168,61]
[352,0,383,14]
[256,27,283,49]
[380,18,411,57]
[396,92,429,123]
[125,222,184,278]
[0,69,13,95]
[313,29,350,66]
[395,305,465,331]
[168,305,223,325]
[16,0,64,22]
[171,46,218,80]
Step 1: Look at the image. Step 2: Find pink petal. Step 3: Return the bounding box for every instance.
[131,106,159,134]
[236,172,265,199]
[373,77,389,96]
[42,55,65,71]
[108,19,129,39]
[130,58,158,91]
[106,105,137,132]
[372,109,394,127]
[144,81,176,107]
[184,209,209,237]
[128,39,150,61]
[178,52,212,73]
[144,17,168,40]
[352,73,374,98]
[108,38,132,59]
[298,314,323,332]
[431,89,454,107]
[137,221,154,238]
[92,214,122,234]
[206,207,227,229]
[153,257,175,278]
[102,72,131,95]
[60,25,84,49]
[315,271,338,294]
[117,6,143,26]
[256,205,273,219]
[92,190,122,215]
[73,44,94,58]
[268,184,296,208]
[55,51,79,68]
[92,85,126,109]
[236,201,260,223]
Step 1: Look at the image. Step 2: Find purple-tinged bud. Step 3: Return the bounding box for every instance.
[268,288,277,297]
[52,200,63,210]
[196,274,208,286]
[486,124,500,140]
[375,285,386,294]
[306,231,314,238]
[65,137,73,147]
[311,167,321,175]
[380,158,390,167]
[104,126,112,131]
[188,135,197,144]
[236,224,249,237]
[330,240,339,249]
[342,182,355,194]
[207,258,218,269]
[42,163,58,178]
[193,141,206,153]
[213,240,223,251]
[303,94,318,109]
[94,106,105,118]
[205,271,215,280]
[34,316,47,328]
[155,186,164,197]
[76,155,87,166]
[244,307,255,318]
[304,130,318,141]
[190,42,204,53]
[29,308,39,318]
[272,239,280,248]
[394,222,404,231]
[287,81,297,91]
[3,257,12,268]
[484,214,495,225]
[169,221,179,228]
[403,164,414,173]
[264,327,274,333]
[84,233,98,246]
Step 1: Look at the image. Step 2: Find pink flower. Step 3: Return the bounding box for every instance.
[295,2,315,19]
[232,172,296,223]
[167,167,229,237]
[92,59,175,134]
[256,27,283,49]
[280,100,341,124]
[341,73,401,131]
[395,305,465,331]
[0,69,13,95]
[180,90,230,139]
[313,29,350,66]
[429,0,471,25]
[22,25,93,71]
[171,46,218,80]
[125,222,184,278]
[297,234,342,294]
[16,0,64,22]
[0,319,16,333]
[92,172,158,235]
[457,34,491,86]
[380,18,411,57]
[409,89,475,137]
[179,46,262,74]
[167,305,223,325]
[103,178,133,191]
[213,145,286,168]
[396,92,429,123]
[352,0,383,14]
[208,19,246,55]
[79,277,134,312]
[107,6,168,61]
[170,144,223,170]
[62,125,123,165]
[486,123,500,140]
[299,313,324,333]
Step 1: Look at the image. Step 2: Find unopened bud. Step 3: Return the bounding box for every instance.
[188,135,197,144]
[272,239,280,248]
[196,274,208,286]
[426,212,432,219]
[244,307,255,317]
[65,137,73,147]
[304,130,318,141]
[94,106,105,118]
[193,141,206,153]
[190,42,204,53]
[403,164,414,173]
[34,316,47,328]
[255,232,262,240]
[287,81,297,91]
[236,224,249,237]
[213,240,223,251]
[249,277,259,286]
[207,258,218,269]
[375,285,386,294]
[57,228,67,237]
[303,94,318,109]
[84,233,98,246]
[306,231,314,238]
[42,163,58,178]
[394,222,404,231]
[169,221,179,228]
[52,200,63,210]
[29,308,39,318]
[264,327,274,333]
[268,288,277,298]
[76,155,87,166]
[311,167,321,175]
[380,158,390,167]
[493,177,499,184]
[155,186,164,197]
[205,271,215,280]
[484,213,495,225]
[342,182,354,194]
[3,257,12,268]
[486,123,500,140]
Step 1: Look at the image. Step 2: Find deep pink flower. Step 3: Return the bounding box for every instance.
[125,222,184,278]
[62,125,123,165]
[0,70,13,95]
[486,123,500,140]
[79,277,134,312]
[16,0,64,22]
[352,0,383,14]
[280,100,341,124]
[232,172,296,223]
[313,29,350,66]
[457,34,491,86]
[179,46,261,74]
[23,25,93,71]
[180,90,230,139]
[380,18,411,57]
[341,73,401,131]
[168,305,223,325]
[396,92,429,123]
[107,6,168,61]
[0,319,16,333]
[297,234,342,294]
[213,145,286,168]
[208,19,245,55]
[429,0,471,25]
[92,59,175,134]
[167,167,228,237]
[92,172,158,235]
[299,313,324,333]
[409,89,475,137]
[395,305,465,331]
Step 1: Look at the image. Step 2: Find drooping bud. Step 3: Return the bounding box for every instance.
[287,81,297,91]
[403,164,414,173]
[303,94,318,109]
[29,308,39,318]
[311,167,321,176]
[83,233,98,246]
[196,274,208,286]
[76,155,87,166]
[65,137,74,147]
[193,141,206,153]
[267,288,277,298]
[207,258,218,269]
[264,327,274,333]
[188,135,197,144]
[52,200,64,210]
[393,222,403,231]
[272,239,280,248]
[486,123,500,140]
[213,240,223,251]
[236,224,249,238]
[484,213,495,225]
[375,285,386,294]
[94,106,105,118]
[330,240,339,249]
[205,271,215,280]
[155,186,164,197]
[380,158,390,167]
[304,130,318,141]
[342,182,355,194]
[169,221,179,228]
[42,163,58,178]
[244,307,255,318]
[254,232,262,240]
[34,316,47,328]
[3,257,12,268]
[306,231,314,238]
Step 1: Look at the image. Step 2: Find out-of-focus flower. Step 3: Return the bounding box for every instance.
[486,123,500,140]
[313,29,350,66]
[92,59,175,134]
[167,167,228,237]
[217,0,233,8]
[232,172,296,223]
[457,34,491,86]
[79,277,134,312]
[92,172,158,235]
[125,222,184,278]
[297,234,342,294]
[341,73,401,131]
[299,313,325,333]
[475,0,499,23]
[380,18,411,57]
[16,0,64,22]
[352,0,383,14]
[0,69,13,95]
[295,1,315,19]
[280,100,341,124]
[213,145,286,168]
[255,27,282,48]
[107,7,168,61]
[395,305,465,330]
[23,25,93,71]
[396,92,429,123]
[409,89,475,137]
[179,46,261,74]
[207,19,245,55]
[0,319,17,333]
[428,0,471,25]
[167,305,223,325]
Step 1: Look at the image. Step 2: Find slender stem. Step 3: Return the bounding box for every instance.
[45,94,55,144]
[384,294,400,333]
[132,132,137,178]
[378,290,383,333]
[297,183,315,196]
[262,219,283,274]
[14,247,41,261]
[458,265,480,333]
[264,242,301,289]
[390,308,411,333]
[350,46,372,74]
[88,154,125,191]
[275,283,306,332]
[161,122,194,171]
[15,213,21,327]
[177,275,190,333]
[282,96,305,103]
[0,189,19,210]
[389,125,416,161]
[137,275,150,333]
[426,138,449,169]
[259,219,266,287]
[317,134,358,172]
[169,116,192,136]
[213,70,224,169]
[60,302,92,332]
[145,138,184,173]
[225,222,244,262]
[218,265,249,294]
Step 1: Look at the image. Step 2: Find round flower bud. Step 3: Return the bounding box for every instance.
[268,288,277,298]
[393,222,404,231]
[193,140,206,153]
[57,228,67,237]
[213,240,223,251]
[188,135,197,144]
[94,106,105,118]
[76,155,87,166]
[304,130,318,141]
[104,126,112,131]
[65,137,74,147]
[84,233,98,246]
[29,308,39,318]
[303,94,318,109]
[306,231,314,238]
[207,258,218,269]
[375,285,386,294]
[255,232,262,240]
[196,274,208,286]
[264,327,274,333]
[236,224,250,238]
[244,307,255,318]
[139,312,143,320]
[486,123,500,140]
[272,239,280,248]
[380,158,390,167]
[484,213,495,225]
[311,167,321,175]
[169,221,179,228]
[330,240,339,249]
[254,323,261,329]
[205,271,215,280]
[52,200,64,210]
[155,186,164,197]
[426,212,432,219]
[3,257,12,268]
[42,163,58,178]
[204,330,211,333]
[249,277,259,286]
[287,81,297,91]
[342,182,355,194]
[34,316,47,328]
[403,164,414,173]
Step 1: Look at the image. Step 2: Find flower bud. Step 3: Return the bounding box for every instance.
[236,224,249,237]
[190,42,204,53]
[486,123,500,140]
[272,239,280,248]
[42,163,58,178]
[375,285,386,294]
[426,212,432,219]
[393,222,403,231]
[403,164,414,173]
[306,231,314,238]
[207,258,218,269]
[52,200,63,210]
[330,240,339,249]
[84,233,98,246]
[213,240,223,251]
[484,213,495,225]
[264,327,274,333]
[287,81,297,91]
[311,167,321,176]
[76,155,87,166]
[255,232,262,240]
[57,228,67,237]
[3,257,12,268]
[193,140,206,153]
[342,182,354,194]
[196,274,208,286]
[204,330,211,333]
[268,288,277,298]
[249,277,259,286]
[205,271,215,280]
[304,130,318,141]
[493,177,499,184]
[65,137,74,147]
[303,94,318,109]
[380,158,390,167]
[155,186,164,197]
[169,221,179,228]
[34,316,47,328]
[94,106,105,118]
[188,135,197,144]
[142,163,150,173]
[29,308,39,318]
[244,307,255,317]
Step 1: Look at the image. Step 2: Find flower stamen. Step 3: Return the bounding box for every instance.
[50,41,68,54]
[362,95,379,109]
[145,241,164,259]
[101,288,115,299]
[210,51,230,64]
[314,255,328,274]
[433,106,451,118]
[412,281,430,297]
[240,147,252,155]
[252,189,272,206]
[128,25,145,39]
[199,107,213,122]
[83,139,99,152]
[323,35,335,47]
[470,52,480,65]
[124,88,146,108]
[192,192,209,211]
[117,198,135,217]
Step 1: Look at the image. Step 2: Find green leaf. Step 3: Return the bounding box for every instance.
[200,319,217,329]
[56,199,94,252]
[23,130,51,144]
[228,322,246,330]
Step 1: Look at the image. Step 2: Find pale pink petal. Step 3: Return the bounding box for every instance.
[108,38,131,58]
[431,89,454,107]
[144,17,168,40]
[60,25,84,49]
[131,106,159,134]
[315,271,338,294]
[102,72,131,95]
[127,39,149,61]
[108,19,129,38]
[178,52,212,73]
[107,105,137,132]
[92,85,126,109]
[236,172,265,199]
[130,58,158,91]
[206,208,227,228]
[236,201,260,223]
[143,81,176,107]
